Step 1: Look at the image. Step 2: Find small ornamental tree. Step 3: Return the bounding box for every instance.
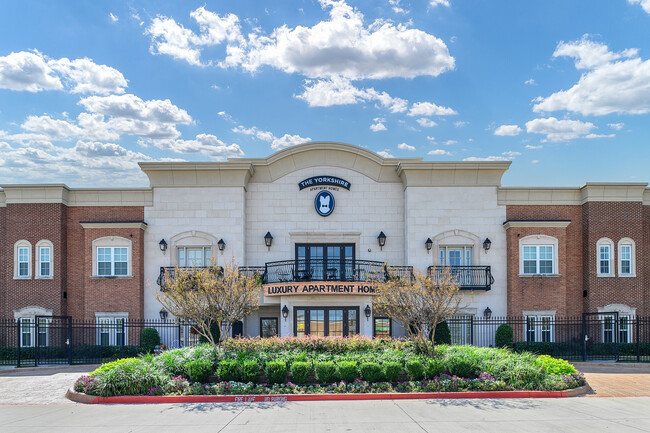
[157,260,261,352]
[373,267,462,357]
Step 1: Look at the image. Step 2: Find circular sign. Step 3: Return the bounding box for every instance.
[314,190,335,217]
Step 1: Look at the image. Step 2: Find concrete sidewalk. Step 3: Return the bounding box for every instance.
[0,365,97,405]
[573,362,650,398]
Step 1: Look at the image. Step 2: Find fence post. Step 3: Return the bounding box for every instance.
[16,319,21,368]
[581,314,587,362]
[470,316,474,346]
[121,320,125,359]
[68,319,73,365]
[35,318,40,366]
[635,317,641,362]
[178,322,182,348]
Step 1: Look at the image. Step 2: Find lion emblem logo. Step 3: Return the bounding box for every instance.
[314,191,335,216]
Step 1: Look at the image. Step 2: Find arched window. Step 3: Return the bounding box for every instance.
[170,231,218,267]
[618,238,636,277]
[35,240,54,279]
[596,238,614,276]
[92,236,132,277]
[14,240,32,279]
[519,235,558,275]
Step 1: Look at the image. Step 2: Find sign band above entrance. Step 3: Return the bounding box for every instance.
[264,282,376,296]
[299,176,351,190]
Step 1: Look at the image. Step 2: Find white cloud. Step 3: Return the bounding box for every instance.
[0,51,62,92]
[0,51,127,94]
[370,118,387,132]
[585,133,615,139]
[429,0,450,7]
[628,0,650,14]
[608,122,625,130]
[444,140,457,145]
[232,125,275,142]
[79,94,192,124]
[533,38,650,116]
[502,151,521,159]
[21,115,82,139]
[525,144,543,150]
[150,134,244,158]
[454,121,468,127]
[428,149,450,155]
[147,1,454,80]
[416,118,437,127]
[271,134,311,150]
[408,101,457,116]
[525,117,596,142]
[398,142,415,151]
[531,160,539,164]
[376,149,394,158]
[494,124,522,136]
[388,0,408,14]
[426,136,436,141]
[463,156,510,162]
[75,140,126,157]
[525,78,536,85]
[109,13,119,22]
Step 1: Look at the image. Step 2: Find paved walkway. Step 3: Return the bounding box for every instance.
[0,365,97,405]
[573,362,650,398]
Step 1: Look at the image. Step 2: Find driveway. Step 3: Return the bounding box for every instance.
[573,362,650,398]
[0,365,97,405]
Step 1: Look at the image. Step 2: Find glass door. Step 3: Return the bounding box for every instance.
[294,307,359,336]
[295,244,354,282]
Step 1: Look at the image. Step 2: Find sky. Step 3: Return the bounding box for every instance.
[0,0,649,188]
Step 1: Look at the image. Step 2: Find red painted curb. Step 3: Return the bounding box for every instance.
[88,390,568,404]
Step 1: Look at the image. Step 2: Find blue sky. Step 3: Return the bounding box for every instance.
[0,0,649,187]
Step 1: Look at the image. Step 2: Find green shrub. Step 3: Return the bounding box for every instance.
[218,360,240,382]
[425,358,445,378]
[359,362,383,383]
[290,361,311,384]
[240,360,261,383]
[93,358,167,397]
[265,361,287,384]
[405,360,425,380]
[535,355,577,375]
[433,321,451,345]
[495,324,513,348]
[186,359,213,383]
[447,356,475,378]
[382,361,402,382]
[91,357,139,376]
[336,361,359,383]
[140,328,161,353]
[314,361,337,383]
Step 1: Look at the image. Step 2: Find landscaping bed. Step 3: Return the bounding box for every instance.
[72,337,586,400]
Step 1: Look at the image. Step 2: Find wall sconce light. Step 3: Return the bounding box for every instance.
[364,305,372,319]
[282,305,289,320]
[425,238,433,254]
[265,232,273,251]
[483,307,492,319]
[217,239,226,253]
[159,239,168,254]
[377,232,386,251]
[483,238,491,252]
[159,308,169,321]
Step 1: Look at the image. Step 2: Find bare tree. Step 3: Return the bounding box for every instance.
[373,267,463,356]
[157,260,261,352]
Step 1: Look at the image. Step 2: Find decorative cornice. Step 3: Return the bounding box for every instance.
[0,185,152,206]
[397,161,511,187]
[503,220,572,230]
[499,183,649,205]
[80,221,148,230]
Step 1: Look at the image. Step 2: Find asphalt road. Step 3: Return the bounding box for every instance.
[1,397,649,433]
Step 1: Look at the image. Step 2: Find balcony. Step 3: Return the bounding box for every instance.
[156,266,223,290]
[427,265,494,291]
[262,259,412,284]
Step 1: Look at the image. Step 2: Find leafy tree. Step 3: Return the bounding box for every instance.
[373,267,463,357]
[157,260,261,352]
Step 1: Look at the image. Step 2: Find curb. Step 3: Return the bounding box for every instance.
[67,387,591,404]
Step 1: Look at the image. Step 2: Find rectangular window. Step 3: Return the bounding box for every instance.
[37,318,48,347]
[18,247,29,277]
[260,318,278,338]
[97,247,129,276]
[619,317,629,344]
[39,246,51,277]
[620,245,631,275]
[599,245,610,274]
[374,317,391,338]
[348,310,358,337]
[99,319,110,346]
[21,318,32,347]
[294,307,359,337]
[526,316,536,342]
[449,316,472,345]
[540,316,552,343]
[177,247,212,267]
[115,318,125,346]
[96,316,128,345]
[603,317,614,343]
[523,245,554,274]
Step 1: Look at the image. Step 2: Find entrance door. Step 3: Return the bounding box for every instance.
[294,307,359,337]
[296,244,354,281]
[35,315,71,366]
[582,312,620,361]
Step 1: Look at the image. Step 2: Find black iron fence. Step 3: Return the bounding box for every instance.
[427,266,494,290]
[1,315,648,366]
[0,318,202,367]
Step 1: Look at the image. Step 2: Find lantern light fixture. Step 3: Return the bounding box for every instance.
[159,308,169,321]
[217,238,226,253]
[483,307,492,319]
[264,232,273,251]
[425,238,433,254]
[159,239,168,253]
[282,305,289,319]
[483,238,492,252]
[377,232,386,251]
[364,305,372,319]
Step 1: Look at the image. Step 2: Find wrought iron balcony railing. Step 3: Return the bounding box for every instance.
[156,266,223,290]
[427,265,494,290]
[262,259,413,284]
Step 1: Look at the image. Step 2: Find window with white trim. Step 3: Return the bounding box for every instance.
[618,238,636,276]
[596,238,614,276]
[20,318,32,347]
[177,246,212,267]
[525,315,554,342]
[519,236,558,275]
[602,316,631,343]
[14,240,32,278]
[36,240,53,278]
[92,237,132,277]
[95,314,128,345]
